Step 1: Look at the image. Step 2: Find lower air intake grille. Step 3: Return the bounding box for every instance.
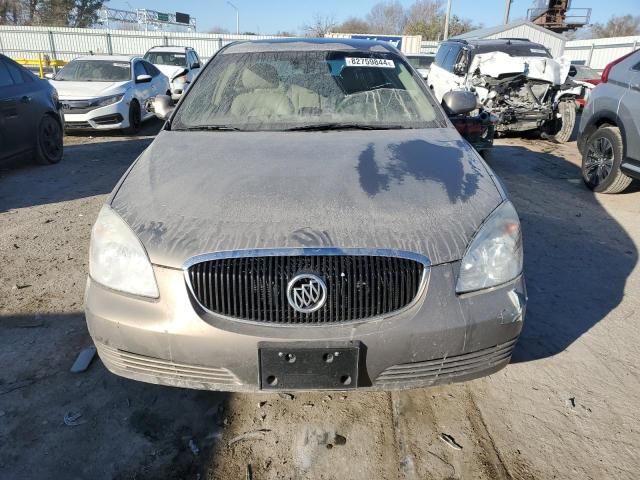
[187,253,426,324]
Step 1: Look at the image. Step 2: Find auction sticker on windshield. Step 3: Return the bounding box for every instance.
[345,57,395,68]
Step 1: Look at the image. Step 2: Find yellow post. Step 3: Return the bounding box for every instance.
[38,53,44,79]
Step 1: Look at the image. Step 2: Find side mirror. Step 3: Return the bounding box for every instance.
[44,73,54,79]
[190,62,200,69]
[453,62,466,76]
[136,74,152,83]
[442,90,477,116]
[145,94,174,120]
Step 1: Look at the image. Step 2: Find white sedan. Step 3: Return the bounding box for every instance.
[49,55,169,132]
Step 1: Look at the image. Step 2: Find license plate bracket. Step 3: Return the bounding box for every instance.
[259,344,360,390]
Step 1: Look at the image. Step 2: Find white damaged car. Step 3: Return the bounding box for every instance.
[143,46,202,102]
[49,55,169,132]
[428,39,581,143]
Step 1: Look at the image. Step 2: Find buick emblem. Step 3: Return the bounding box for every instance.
[287,273,327,313]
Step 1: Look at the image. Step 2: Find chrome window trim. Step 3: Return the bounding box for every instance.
[182,248,431,327]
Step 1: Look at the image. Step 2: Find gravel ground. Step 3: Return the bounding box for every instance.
[1,121,639,479]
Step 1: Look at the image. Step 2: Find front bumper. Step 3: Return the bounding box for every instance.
[85,262,526,392]
[61,100,129,131]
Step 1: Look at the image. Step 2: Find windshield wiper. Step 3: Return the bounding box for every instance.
[286,123,409,131]
[179,125,242,131]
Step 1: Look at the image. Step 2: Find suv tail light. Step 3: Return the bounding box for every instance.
[601,49,639,83]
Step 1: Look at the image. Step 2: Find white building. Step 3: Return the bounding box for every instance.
[451,20,566,58]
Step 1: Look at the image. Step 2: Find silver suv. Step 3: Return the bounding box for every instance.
[578,49,640,193]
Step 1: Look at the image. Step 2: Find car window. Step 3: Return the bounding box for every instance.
[173,50,445,131]
[193,51,201,66]
[144,51,187,67]
[5,61,24,84]
[134,62,147,78]
[441,46,461,72]
[633,62,640,71]
[0,60,14,87]
[142,61,160,77]
[55,60,131,82]
[407,56,434,69]
[434,45,451,67]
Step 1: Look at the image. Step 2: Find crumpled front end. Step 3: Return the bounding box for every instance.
[468,52,577,134]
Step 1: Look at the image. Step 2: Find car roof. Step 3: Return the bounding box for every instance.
[72,55,138,62]
[223,37,400,54]
[146,46,192,52]
[441,38,551,57]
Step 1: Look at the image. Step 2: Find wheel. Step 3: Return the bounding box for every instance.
[581,126,632,194]
[124,100,141,134]
[35,115,63,165]
[544,99,576,143]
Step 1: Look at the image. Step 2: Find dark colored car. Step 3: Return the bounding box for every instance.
[0,54,64,165]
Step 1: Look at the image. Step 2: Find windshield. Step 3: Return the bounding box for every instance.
[172,50,445,131]
[573,65,600,80]
[144,52,187,67]
[55,60,131,82]
[407,56,434,69]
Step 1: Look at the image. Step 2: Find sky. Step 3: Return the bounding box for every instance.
[109,0,640,35]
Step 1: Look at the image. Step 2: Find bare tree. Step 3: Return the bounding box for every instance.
[334,16,371,34]
[302,13,337,37]
[3,0,107,26]
[591,14,640,38]
[366,1,406,34]
[404,0,442,38]
[0,0,21,24]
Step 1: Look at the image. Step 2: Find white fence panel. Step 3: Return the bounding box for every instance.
[0,25,285,62]
[564,36,640,70]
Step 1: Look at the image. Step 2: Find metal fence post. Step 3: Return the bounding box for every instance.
[586,43,594,67]
[105,32,113,55]
[48,30,57,60]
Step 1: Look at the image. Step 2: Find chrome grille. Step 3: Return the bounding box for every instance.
[186,251,427,324]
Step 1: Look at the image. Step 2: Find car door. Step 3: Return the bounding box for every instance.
[0,57,40,159]
[427,45,451,101]
[613,52,640,163]
[624,58,640,162]
[133,60,154,109]
[429,45,463,102]
[187,50,201,83]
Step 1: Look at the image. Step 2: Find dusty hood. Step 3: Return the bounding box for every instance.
[110,128,503,268]
[154,64,186,80]
[470,52,571,85]
[50,80,129,99]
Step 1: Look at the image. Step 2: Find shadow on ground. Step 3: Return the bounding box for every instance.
[485,143,637,362]
[0,121,162,212]
[0,313,229,480]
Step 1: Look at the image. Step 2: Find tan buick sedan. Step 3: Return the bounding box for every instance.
[85,38,526,392]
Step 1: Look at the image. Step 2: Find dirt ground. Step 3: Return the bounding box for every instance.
[1,121,639,480]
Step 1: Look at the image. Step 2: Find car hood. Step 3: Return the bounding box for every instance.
[110,128,503,268]
[50,80,129,99]
[154,64,186,79]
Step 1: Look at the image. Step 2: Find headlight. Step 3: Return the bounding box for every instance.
[93,94,124,108]
[89,205,159,298]
[456,201,523,294]
[172,74,187,85]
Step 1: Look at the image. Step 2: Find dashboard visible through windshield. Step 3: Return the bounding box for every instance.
[172,50,445,131]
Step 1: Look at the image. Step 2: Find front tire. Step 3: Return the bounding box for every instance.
[582,126,632,194]
[35,115,63,165]
[544,99,576,143]
[124,100,141,134]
